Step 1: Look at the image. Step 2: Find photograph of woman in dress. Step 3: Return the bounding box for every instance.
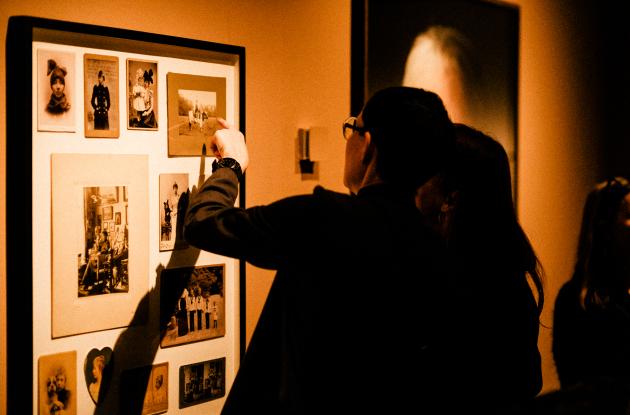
[127,59,158,130]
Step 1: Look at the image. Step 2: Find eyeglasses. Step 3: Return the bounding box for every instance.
[342,116,367,140]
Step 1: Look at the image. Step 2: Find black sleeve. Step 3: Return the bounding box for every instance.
[183,167,324,269]
[91,85,97,109]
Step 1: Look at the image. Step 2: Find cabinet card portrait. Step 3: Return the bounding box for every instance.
[179,357,225,408]
[121,362,169,415]
[38,351,77,415]
[127,59,158,130]
[51,154,149,338]
[84,54,119,138]
[159,173,189,251]
[37,49,75,132]
[167,73,226,156]
[160,264,225,348]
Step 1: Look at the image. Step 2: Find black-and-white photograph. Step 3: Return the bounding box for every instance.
[161,264,225,348]
[167,73,227,156]
[127,59,158,130]
[179,357,225,408]
[84,54,119,138]
[79,186,129,297]
[37,49,75,132]
[159,173,189,251]
[83,347,113,405]
[38,351,77,415]
[120,362,168,415]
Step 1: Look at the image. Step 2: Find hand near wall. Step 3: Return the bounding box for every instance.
[211,118,249,172]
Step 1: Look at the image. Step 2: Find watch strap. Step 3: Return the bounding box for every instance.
[212,157,243,181]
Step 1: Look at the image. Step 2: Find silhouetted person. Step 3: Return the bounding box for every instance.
[553,177,630,389]
[184,87,457,413]
[415,123,545,411]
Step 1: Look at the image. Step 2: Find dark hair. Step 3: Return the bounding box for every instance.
[573,177,630,309]
[361,87,455,193]
[441,124,544,315]
[143,69,154,84]
[47,59,67,86]
[98,70,104,79]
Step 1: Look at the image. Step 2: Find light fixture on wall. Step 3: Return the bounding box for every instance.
[298,128,314,174]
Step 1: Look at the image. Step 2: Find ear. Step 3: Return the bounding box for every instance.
[361,131,376,165]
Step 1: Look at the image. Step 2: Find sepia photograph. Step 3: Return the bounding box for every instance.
[159,173,189,251]
[79,186,129,297]
[179,357,225,408]
[160,264,226,348]
[127,59,158,130]
[38,351,77,415]
[167,72,227,156]
[52,154,149,338]
[83,347,113,405]
[121,362,169,415]
[84,54,119,138]
[37,49,75,132]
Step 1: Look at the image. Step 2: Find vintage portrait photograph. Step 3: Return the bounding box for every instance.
[121,362,169,415]
[52,154,149,338]
[79,186,129,297]
[179,357,225,408]
[354,0,518,191]
[37,49,75,132]
[127,59,158,130]
[160,264,226,348]
[84,54,119,138]
[83,347,113,405]
[167,73,226,156]
[38,351,76,415]
[159,173,189,251]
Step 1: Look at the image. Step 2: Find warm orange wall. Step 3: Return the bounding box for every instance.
[0,0,613,412]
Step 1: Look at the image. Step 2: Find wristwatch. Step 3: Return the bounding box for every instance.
[212,157,243,181]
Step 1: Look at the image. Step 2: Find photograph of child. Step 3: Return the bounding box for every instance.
[37,49,75,132]
[84,54,119,138]
[38,351,76,415]
[127,59,158,130]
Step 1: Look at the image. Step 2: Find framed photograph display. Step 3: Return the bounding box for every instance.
[6,16,245,414]
[351,0,519,197]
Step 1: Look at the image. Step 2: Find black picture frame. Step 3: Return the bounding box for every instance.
[351,0,519,200]
[6,16,246,413]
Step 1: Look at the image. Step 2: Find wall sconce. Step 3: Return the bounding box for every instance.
[298,128,314,174]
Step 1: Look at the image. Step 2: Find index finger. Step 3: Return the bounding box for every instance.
[216,117,231,130]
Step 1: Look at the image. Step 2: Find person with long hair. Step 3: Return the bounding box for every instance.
[553,177,630,388]
[415,123,544,410]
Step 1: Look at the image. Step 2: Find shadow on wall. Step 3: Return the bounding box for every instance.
[94,155,207,414]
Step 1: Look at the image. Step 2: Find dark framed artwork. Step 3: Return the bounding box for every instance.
[6,16,245,414]
[352,0,519,196]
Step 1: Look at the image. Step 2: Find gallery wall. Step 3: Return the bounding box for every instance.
[0,0,622,411]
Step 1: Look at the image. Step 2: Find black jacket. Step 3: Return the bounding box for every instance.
[184,169,449,413]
